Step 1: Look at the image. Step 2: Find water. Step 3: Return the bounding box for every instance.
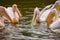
[1,12,60,40]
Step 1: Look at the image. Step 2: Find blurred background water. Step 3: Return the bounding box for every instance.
[1,0,60,40]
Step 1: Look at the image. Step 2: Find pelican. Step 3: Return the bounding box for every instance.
[49,1,60,33]
[0,4,22,26]
[31,1,60,33]
[31,4,55,28]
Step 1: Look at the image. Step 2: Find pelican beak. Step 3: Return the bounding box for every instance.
[31,7,40,26]
[19,12,22,17]
[33,16,37,26]
[31,14,37,26]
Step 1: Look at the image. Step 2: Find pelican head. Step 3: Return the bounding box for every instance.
[31,7,40,26]
[12,4,22,17]
[49,1,60,33]
[1,4,22,25]
[54,1,60,11]
[11,4,22,24]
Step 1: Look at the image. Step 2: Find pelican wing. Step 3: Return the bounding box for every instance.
[0,7,12,22]
[40,9,51,22]
[50,19,60,33]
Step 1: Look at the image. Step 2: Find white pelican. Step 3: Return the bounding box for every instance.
[31,1,60,33]
[0,4,22,25]
[31,4,55,28]
[49,1,60,33]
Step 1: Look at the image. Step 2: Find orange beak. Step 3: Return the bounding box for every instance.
[31,13,37,26]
